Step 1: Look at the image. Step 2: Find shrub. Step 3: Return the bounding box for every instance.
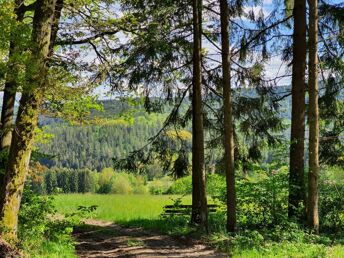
[319,167,344,234]
[148,177,172,195]
[168,174,226,196]
[112,173,133,194]
[96,169,148,194]
[168,176,192,194]
[207,174,226,197]
[97,167,114,194]
[18,186,76,256]
[130,175,148,194]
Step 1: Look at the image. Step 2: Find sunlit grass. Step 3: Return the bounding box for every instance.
[54,193,191,222]
[54,194,344,257]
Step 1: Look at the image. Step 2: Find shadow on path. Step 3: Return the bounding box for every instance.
[74,219,228,258]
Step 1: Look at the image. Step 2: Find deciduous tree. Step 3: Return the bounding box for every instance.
[0,0,58,240]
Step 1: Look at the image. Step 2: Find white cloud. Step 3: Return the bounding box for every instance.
[264,56,291,86]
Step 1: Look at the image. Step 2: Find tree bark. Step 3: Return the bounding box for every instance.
[220,0,236,233]
[307,0,319,232]
[0,0,25,150]
[0,0,57,240]
[191,0,208,230]
[288,0,307,220]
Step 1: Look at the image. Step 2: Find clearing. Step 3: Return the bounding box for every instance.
[74,219,228,258]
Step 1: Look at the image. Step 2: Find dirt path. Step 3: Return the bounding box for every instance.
[73,219,228,258]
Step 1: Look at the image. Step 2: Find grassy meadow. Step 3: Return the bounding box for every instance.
[53,193,344,258]
[54,193,197,236]
[54,194,190,222]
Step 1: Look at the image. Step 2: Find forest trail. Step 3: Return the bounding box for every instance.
[74,219,228,258]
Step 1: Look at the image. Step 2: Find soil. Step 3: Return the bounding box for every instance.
[74,219,228,258]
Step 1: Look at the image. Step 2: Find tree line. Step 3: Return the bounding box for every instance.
[37,102,166,171]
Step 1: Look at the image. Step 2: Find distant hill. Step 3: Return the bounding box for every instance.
[36,87,293,171]
[37,99,168,171]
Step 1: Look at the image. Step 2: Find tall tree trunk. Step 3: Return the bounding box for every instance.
[288,0,307,220]
[220,0,236,233]
[191,0,208,230]
[307,0,319,232]
[0,0,57,240]
[0,0,25,150]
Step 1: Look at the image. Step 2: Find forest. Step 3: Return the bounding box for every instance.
[0,0,343,257]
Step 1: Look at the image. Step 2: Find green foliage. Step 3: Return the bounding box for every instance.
[206,174,226,198]
[97,168,114,194]
[167,174,226,197]
[111,173,133,194]
[38,100,166,172]
[97,168,148,194]
[148,177,172,195]
[210,227,339,257]
[319,167,344,234]
[41,167,96,194]
[37,166,149,195]
[167,176,192,195]
[236,167,289,228]
[57,96,104,125]
[18,187,77,257]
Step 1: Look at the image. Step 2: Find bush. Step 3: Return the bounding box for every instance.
[18,186,76,256]
[112,173,133,194]
[168,176,192,194]
[97,168,114,194]
[209,164,289,229]
[167,174,226,196]
[319,167,344,234]
[148,177,173,195]
[130,175,148,194]
[96,168,148,194]
[207,174,226,197]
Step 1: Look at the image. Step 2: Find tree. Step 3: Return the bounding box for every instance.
[0,0,27,150]
[0,0,58,240]
[220,0,236,233]
[191,0,208,230]
[307,0,319,231]
[318,2,344,168]
[288,0,307,219]
[45,170,58,194]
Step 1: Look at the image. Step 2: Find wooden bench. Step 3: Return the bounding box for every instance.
[162,204,219,217]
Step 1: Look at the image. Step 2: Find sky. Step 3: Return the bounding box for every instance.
[72,0,344,99]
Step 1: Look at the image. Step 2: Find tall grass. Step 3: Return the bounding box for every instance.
[54,194,191,222]
[54,193,344,257]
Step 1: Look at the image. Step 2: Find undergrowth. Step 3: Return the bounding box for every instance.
[18,186,97,257]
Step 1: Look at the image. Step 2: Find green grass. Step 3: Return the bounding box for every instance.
[54,194,202,236]
[54,193,191,222]
[31,241,76,258]
[54,194,344,257]
[231,243,331,257]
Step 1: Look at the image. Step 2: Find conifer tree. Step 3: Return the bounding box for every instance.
[288,0,307,220]
[307,0,319,232]
[191,0,208,229]
[219,0,236,232]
